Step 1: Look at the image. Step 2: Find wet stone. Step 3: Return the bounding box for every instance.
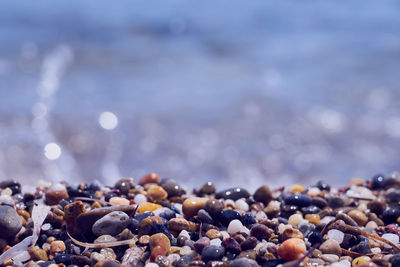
[199,182,216,195]
[219,209,241,226]
[201,245,225,262]
[114,178,134,195]
[193,237,211,253]
[160,179,184,197]
[250,224,272,241]
[205,199,224,219]
[328,196,345,209]
[228,258,258,267]
[197,209,214,224]
[216,187,250,201]
[0,205,22,240]
[182,197,208,218]
[139,173,160,186]
[222,237,241,254]
[92,211,130,236]
[351,241,371,254]
[284,194,312,207]
[253,185,273,205]
[381,206,400,224]
[45,190,69,205]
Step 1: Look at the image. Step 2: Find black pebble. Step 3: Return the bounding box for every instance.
[284,195,312,207]
[219,209,241,226]
[201,245,225,262]
[308,232,323,245]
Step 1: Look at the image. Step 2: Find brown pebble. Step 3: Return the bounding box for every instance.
[206,229,223,240]
[168,217,189,232]
[138,235,150,245]
[149,233,171,261]
[250,224,272,241]
[277,238,306,261]
[193,237,211,253]
[336,212,358,226]
[28,246,48,261]
[148,186,168,201]
[367,200,386,215]
[139,173,160,186]
[139,216,164,236]
[205,199,224,219]
[348,209,368,226]
[280,228,303,242]
[319,239,342,256]
[50,240,66,255]
[45,190,69,205]
[237,249,257,260]
[182,197,208,217]
[240,236,258,250]
[94,259,122,267]
[253,185,273,205]
[199,182,216,195]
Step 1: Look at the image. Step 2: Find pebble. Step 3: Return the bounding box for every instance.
[137,202,163,213]
[199,182,216,195]
[250,224,272,241]
[133,194,147,205]
[50,240,66,254]
[182,197,208,217]
[160,179,184,197]
[114,178,135,194]
[149,233,171,261]
[92,211,130,236]
[95,235,117,243]
[308,232,324,245]
[45,190,69,205]
[288,213,303,227]
[284,194,312,207]
[139,173,160,185]
[219,209,241,226]
[328,229,345,244]
[210,238,222,247]
[320,239,342,256]
[228,258,258,267]
[109,197,130,206]
[29,246,48,261]
[206,229,223,240]
[352,256,371,266]
[0,205,22,240]
[148,185,168,201]
[227,219,243,235]
[277,238,306,261]
[201,245,225,262]
[280,228,303,242]
[322,254,340,263]
[235,198,249,211]
[205,199,225,219]
[197,209,214,224]
[216,187,250,201]
[382,233,399,248]
[167,217,189,232]
[193,237,210,253]
[347,210,368,226]
[253,185,273,205]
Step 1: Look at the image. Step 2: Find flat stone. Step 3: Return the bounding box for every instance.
[45,190,69,205]
[0,205,22,240]
[216,187,250,201]
[92,211,130,236]
[182,197,208,217]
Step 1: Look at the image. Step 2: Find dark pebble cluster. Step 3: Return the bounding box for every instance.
[1,173,400,266]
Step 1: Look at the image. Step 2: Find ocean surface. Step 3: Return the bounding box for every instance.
[1,1,400,191]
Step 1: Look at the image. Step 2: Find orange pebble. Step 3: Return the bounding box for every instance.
[277,238,306,261]
[149,233,171,261]
[139,173,160,186]
[137,202,163,213]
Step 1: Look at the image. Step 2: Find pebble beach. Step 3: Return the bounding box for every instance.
[1,173,400,266]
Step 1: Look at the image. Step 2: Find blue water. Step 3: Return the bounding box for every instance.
[0,1,400,190]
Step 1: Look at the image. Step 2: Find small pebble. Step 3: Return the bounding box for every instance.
[201,245,225,262]
[277,238,306,261]
[0,205,22,240]
[328,229,345,244]
[227,219,243,235]
[109,196,130,206]
[134,194,147,205]
[382,233,399,248]
[92,211,130,236]
[253,185,273,205]
[320,239,342,256]
[182,197,208,217]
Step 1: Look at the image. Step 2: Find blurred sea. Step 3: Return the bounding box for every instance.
[1,1,400,191]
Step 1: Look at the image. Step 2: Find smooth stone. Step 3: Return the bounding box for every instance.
[0,205,22,240]
[319,239,342,256]
[114,178,134,195]
[227,219,243,235]
[149,233,171,261]
[336,213,358,226]
[76,205,136,235]
[201,245,225,262]
[182,197,208,217]
[277,238,306,261]
[371,174,385,189]
[311,197,328,208]
[92,211,129,236]
[139,173,160,186]
[389,254,400,266]
[253,186,273,205]
[250,224,272,241]
[228,258,258,267]
[216,187,250,201]
[240,236,258,250]
[347,210,368,226]
[94,259,121,267]
[321,254,339,263]
[205,199,224,219]
[351,241,371,254]
[137,202,163,213]
[308,232,323,245]
[327,196,345,209]
[327,229,344,244]
[197,209,214,224]
[367,200,386,215]
[109,197,130,206]
[199,182,216,195]
[167,217,189,232]
[381,207,400,224]
[219,209,241,226]
[284,194,312,207]
[193,237,210,253]
[45,190,69,205]
[382,233,399,248]
[386,190,400,203]
[160,179,184,197]
[0,180,21,195]
[94,235,117,243]
[147,186,168,201]
[241,213,256,227]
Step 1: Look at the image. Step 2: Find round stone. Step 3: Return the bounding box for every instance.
[327,229,344,244]
[133,194,147,205]
[308,232,323,245]
[0,205,22,240]
[199,182,216,195]
[114,178,134,194]
[319,239,342,256]
[139,173,160,186]
[147,186,168,201]
[216,187,250,201]
[347,210,368,226]
[371,174,385,189]
[250,224,272,241]
[382,233,399,248]
[381,207,400,224]
[227,219,243,235]
[219,209,241,226]
[284,194,312,207]
[160,179,184,197]
[205,199,224,219]
[253,185,273,205]
[277,238,306,261]
[45,190,69,205]
[92,211,130,236]
[182,197,208,218]
[201,245,225,262]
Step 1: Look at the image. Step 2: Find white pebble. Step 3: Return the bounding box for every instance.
[308,187,321,197]
[338,260,351,267]
[278,223,292,234]
[320,216,335,225]
[327,229,344,244]
[210,238,222,246]
[255,211,267,221]
[145,263,159,267]
[382,233,399,248]
[178,230,190,240]
[235,198,249,211]
[371,247,381,253]
[1,188,12,196]
[51,183,66,191]
[173,203,183,215]
[220,231,230,240]
[41,223,52,231]
[227,219,243,235]
[179,246,192,256]
[134,194,147,205]
[240,226,250,236]
[167,253,180,264]
[224,199,235,208]
[0,195,14,206]
[321,254,339,263]
[152,207,169,217]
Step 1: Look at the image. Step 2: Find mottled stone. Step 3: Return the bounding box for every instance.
[0,205,22,240]
[92,211,130,236]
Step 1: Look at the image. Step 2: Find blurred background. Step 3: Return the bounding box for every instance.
[1,1,400,191]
